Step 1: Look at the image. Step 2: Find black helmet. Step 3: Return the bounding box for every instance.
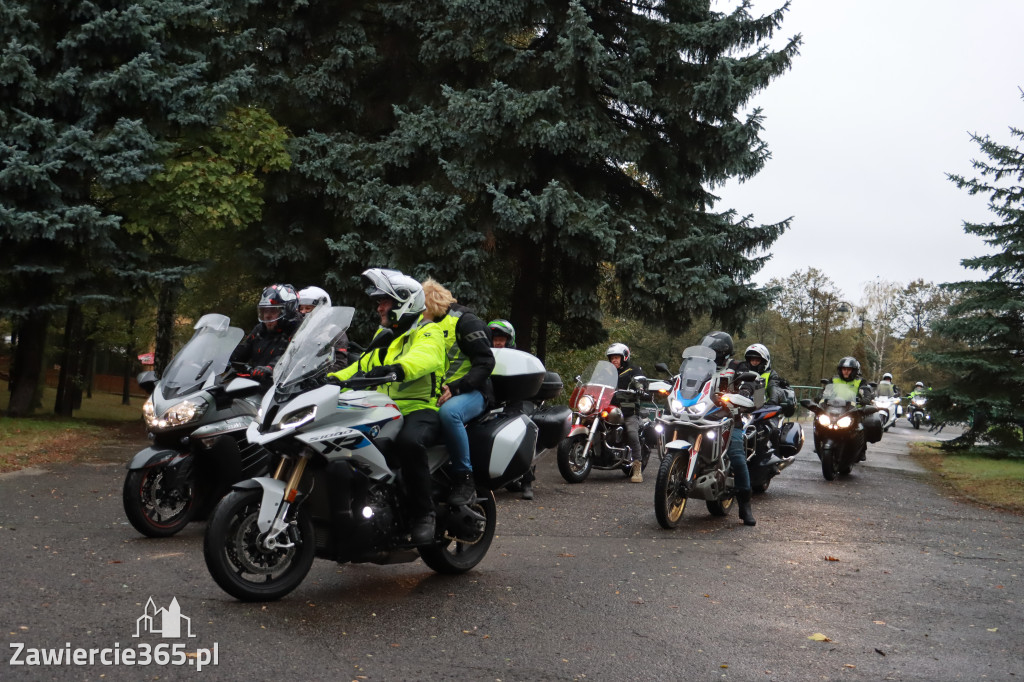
[837,356,861,376]
[488,319,516,348]
[700,331,734,367]
[257,284,298,326]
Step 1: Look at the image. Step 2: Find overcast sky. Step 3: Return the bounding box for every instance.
[717,0,1024,302]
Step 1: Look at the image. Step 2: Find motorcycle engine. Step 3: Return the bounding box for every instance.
[607,425,624,445]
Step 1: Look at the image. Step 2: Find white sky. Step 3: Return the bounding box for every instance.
[717,0,1024,302]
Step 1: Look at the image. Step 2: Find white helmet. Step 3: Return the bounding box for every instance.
[298,286,331,308]
[361,268,425,327]
[606,342,630,363]
[882,372,893,382]
[744,343,770,370]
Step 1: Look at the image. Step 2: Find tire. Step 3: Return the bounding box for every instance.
[419,489,497,574]
[912,414,921,430]
[654,452,692,529]
[820,445,838,481]
[557,435,593,483]
[706,495,734,516]
[203,489,315,602]
[123,466,196,538]
[752,478,770,494]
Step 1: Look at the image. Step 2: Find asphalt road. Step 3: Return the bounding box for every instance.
[1,420,1021,681]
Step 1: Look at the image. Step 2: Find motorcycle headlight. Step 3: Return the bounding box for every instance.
[817,414,831,427]
[577,395,596,415]
[151,399,207,430]
[277,405,317,430]
[836,415,853,429]
[142,396,156,428]
[914,397,926,406]
[686,402,709,417]
[669,398,683,415]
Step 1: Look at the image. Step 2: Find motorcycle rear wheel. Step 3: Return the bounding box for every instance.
[820,445,839,481]
[123,466,196,538]
[654,452,691,529]
[557,435,592,483]
[203,489,315,602]
[706,495,734,516]
[419,490,496,574]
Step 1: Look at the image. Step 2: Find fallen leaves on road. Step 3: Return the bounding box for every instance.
[873,620,886,625]
[824,556,840,562]
[808,633,832,642]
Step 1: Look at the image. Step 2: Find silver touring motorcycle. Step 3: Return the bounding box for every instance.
[203,305,569,601]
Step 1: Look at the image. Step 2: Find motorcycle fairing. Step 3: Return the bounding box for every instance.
[127,447,188,471]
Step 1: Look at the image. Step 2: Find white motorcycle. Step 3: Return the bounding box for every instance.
[871,383,899,433]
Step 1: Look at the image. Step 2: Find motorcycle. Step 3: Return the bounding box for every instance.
[741,387,803,494]
[556,360,669,483]
[907,394,930,429]
[871,382,899,432]
[203,305,568,602]
[652,345,755,529]
[124,314,271,537]
[801,383,881,481]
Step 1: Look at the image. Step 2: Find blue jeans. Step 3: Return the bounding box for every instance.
[438,390,486,474]
[727,427,751,493]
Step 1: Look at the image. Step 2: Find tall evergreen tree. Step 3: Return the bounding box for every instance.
[0,0,253,415]
[925,94,1024,457]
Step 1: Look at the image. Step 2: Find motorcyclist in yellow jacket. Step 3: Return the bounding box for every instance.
[328,268,445,545]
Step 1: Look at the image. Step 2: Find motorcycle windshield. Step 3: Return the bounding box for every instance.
[579,360,619,389]
[273,305,355,393]
[675,346,717,401]
[160,314,244,400]
[821,382,857,407]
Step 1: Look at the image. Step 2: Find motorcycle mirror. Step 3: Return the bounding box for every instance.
[799,398,814,408]
[364,328,395,353]
[136,370,158,395]
[736,371,759,383]
[820,379,830,386]
[862,406,879,415]
[655,362,670,375]
[869,381,878,388]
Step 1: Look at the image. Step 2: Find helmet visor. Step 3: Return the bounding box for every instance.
[362,269,402,300]
[258,305,283,323]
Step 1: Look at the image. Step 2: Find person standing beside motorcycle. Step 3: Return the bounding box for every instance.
[606,343,647,483]
[701,331,757,526]
[421,279,495,507]
[831,356,874,461]
[230,283,300,386]
[327,268,446,545]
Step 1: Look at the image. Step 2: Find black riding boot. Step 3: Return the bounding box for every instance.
[737,491,756,527]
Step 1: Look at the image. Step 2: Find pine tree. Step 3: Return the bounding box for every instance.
[0,0,252,415]
[925,93,1024,457]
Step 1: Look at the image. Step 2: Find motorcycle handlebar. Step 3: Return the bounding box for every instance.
[329,373,398,390]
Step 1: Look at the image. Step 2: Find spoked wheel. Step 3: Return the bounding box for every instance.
[203,489,315,602]
[123,466,196,537]
[420,489,497,574]
[557,435,593,483]
[820,445,839,481]
[655,452,692,529]
[706,494,735,516]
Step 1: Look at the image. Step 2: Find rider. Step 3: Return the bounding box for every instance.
[700,331,756,526]
[421,279,495,507]
[730,343,787,404]
[230,283,300,385]
[876,372,897,397]
[298,285,350,369]
[488,319,516,348]
[327,268,446,545]
[606,343,646,483]
[831,356,874,461]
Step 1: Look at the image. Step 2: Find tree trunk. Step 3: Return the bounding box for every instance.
[155,282,180,375]
[123,312,136,406]
[533,233,556,363]
[83,338,96,401]
[7,311,51,417]
[55,300,85,417]
[509,235,542,354]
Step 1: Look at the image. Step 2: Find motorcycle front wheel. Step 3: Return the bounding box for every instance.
[557,435,593,483]
[654,452,692,529]
[706,494,735,516]
[420,490,497,574]
[203,489,315,602]
[820,444,839,481]
[123,466,196,538]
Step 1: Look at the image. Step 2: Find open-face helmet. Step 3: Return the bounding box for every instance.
[606,342,630,364]
[700,331,734,367]
[361,268,425,328]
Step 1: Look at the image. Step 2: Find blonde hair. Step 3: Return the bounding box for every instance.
[421,278,457,320]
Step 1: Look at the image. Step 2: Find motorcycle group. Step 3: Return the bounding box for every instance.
[124,270,928,601]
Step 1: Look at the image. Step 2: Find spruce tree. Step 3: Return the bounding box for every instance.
[925,94,1024,457]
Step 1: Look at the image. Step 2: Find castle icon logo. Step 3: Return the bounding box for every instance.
[133,597,196,639]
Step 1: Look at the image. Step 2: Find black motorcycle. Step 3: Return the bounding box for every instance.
[124,314,270,537]
[742,390,803,493]
[801,383,880,481]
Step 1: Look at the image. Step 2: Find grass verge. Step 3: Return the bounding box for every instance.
[909,442,1024,514]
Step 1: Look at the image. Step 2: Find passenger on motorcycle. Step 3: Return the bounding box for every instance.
[230,283,300,385]
[606,343,647,483]
[488,319,516,348]
[298,285,350,369]
[701,331,757,526]
[422,279,495,507]
[831,356,874,461]
[327,268,446,545]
